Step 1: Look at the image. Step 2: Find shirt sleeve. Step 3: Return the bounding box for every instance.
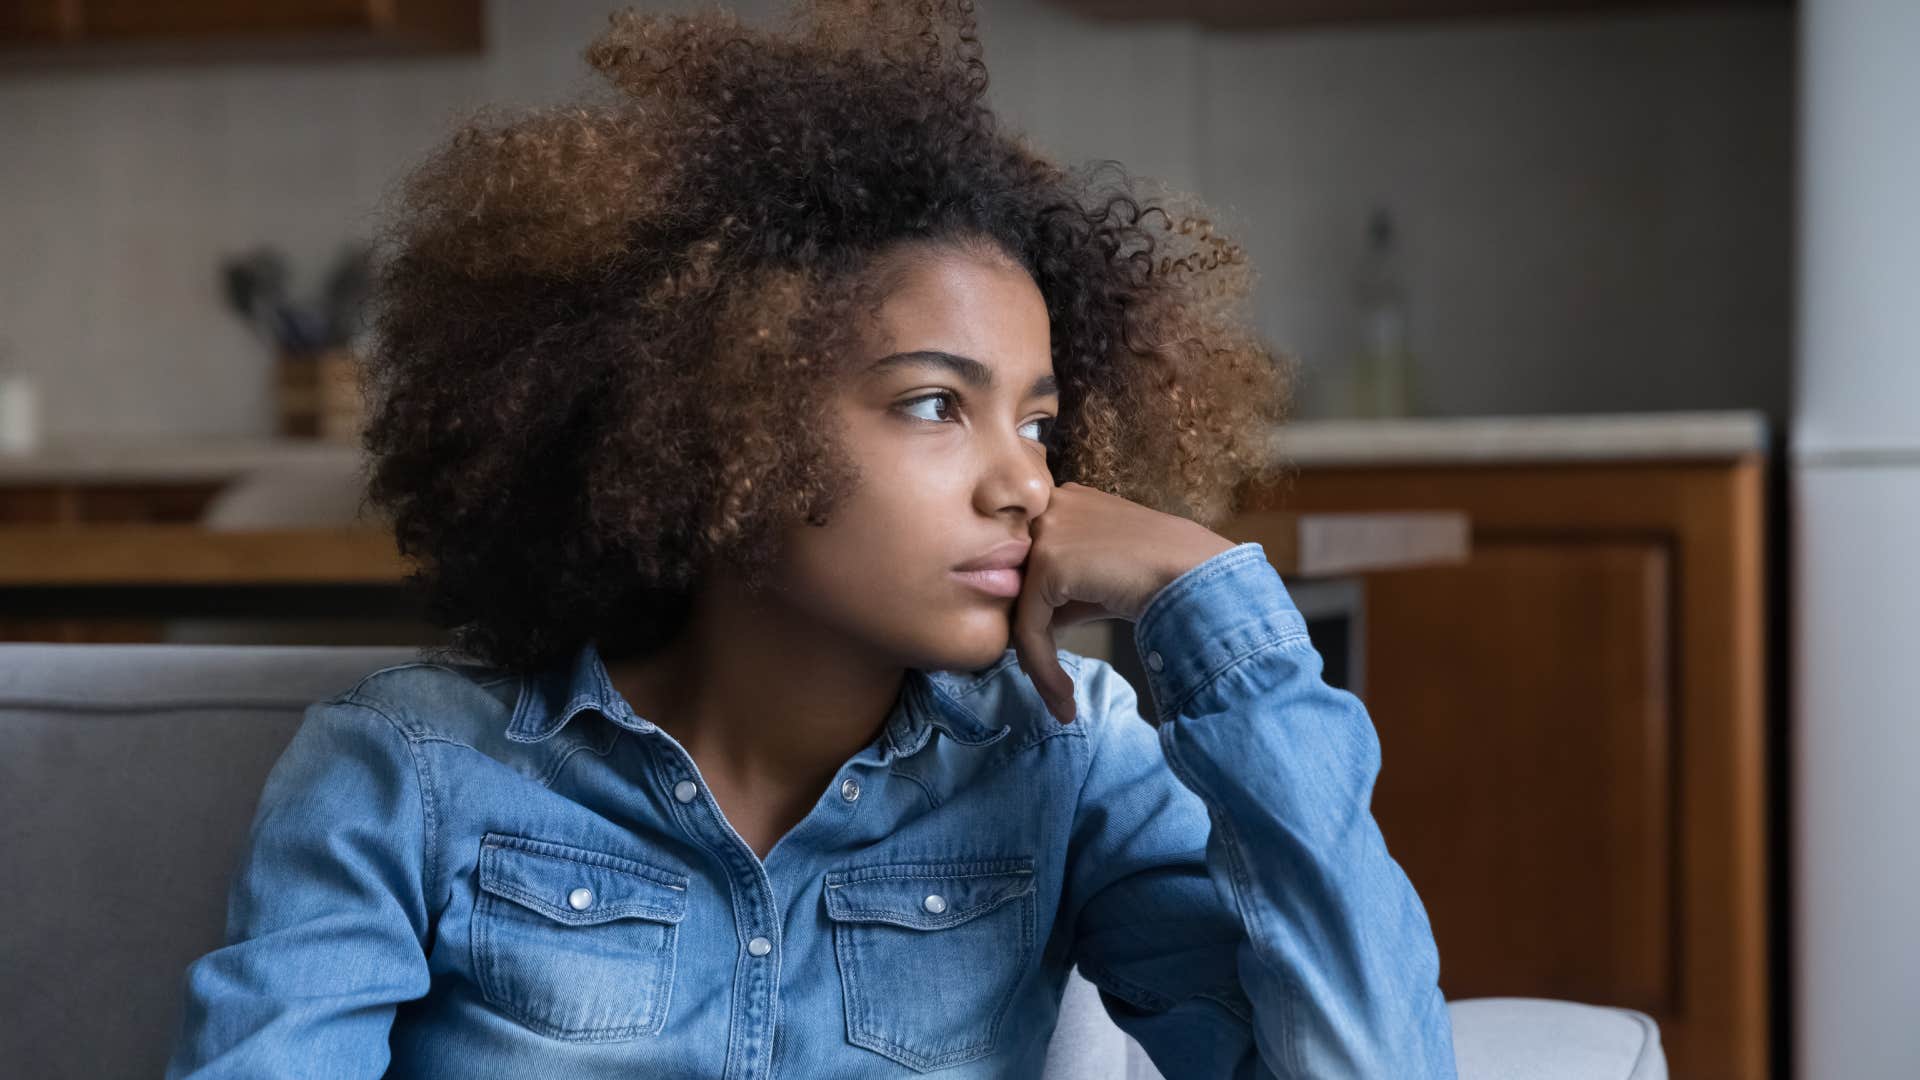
[1059,541,1457,1079]
[164,697,435,1079]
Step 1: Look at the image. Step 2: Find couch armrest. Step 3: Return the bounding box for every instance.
[1449,997,1667,1080]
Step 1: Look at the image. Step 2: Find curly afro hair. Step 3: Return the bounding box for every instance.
[357,0,1296,676]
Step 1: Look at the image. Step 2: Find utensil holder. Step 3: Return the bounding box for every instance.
[276,347,366,443]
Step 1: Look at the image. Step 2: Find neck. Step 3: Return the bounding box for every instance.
[604,572,907,802]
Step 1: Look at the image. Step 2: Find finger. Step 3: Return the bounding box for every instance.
[1011,566,1076,724]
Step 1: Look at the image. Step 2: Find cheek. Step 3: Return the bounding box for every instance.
[782,472,946,597]
[775,419,999,628]
[842,440,969,542]
[777,487,1014,668]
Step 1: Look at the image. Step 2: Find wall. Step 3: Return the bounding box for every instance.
[0,0,1793,440]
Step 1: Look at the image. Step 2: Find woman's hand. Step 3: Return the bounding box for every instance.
[1012,482,1236,724]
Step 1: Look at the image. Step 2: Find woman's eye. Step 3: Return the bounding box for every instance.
[899,391,957,423]
[899,391,1056,446]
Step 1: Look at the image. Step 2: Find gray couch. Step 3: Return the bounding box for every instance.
[0,643,1667,1078]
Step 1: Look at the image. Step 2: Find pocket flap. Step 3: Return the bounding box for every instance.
[824,857,1035,931]
[479,833,689,927]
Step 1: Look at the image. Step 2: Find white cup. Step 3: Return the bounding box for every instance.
[0,371,43,454]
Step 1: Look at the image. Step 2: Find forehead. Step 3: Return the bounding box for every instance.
[863,248,1051,370]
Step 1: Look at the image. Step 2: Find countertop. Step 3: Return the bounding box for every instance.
[1270,409,1770,467]
[0,436,364,484]
[0,410,1771,484]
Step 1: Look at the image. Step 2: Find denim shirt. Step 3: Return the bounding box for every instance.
[166,541,1456,1078]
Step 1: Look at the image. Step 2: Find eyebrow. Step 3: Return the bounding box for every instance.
[866,349,1059,399]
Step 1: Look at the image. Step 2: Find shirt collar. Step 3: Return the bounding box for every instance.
[506,637,1011,755]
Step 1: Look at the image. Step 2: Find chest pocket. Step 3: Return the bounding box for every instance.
[823,856,1037,1072]
[472,832,689,1042]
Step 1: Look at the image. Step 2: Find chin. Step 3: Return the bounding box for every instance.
[909,614,1014,674]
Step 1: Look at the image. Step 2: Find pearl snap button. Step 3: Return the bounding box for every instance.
[673,780,698,803]
[567,887,593,911]
[747,936,772,956]
[840,777,860,802]
[922,893,947,914]
[1146,650,1164,672]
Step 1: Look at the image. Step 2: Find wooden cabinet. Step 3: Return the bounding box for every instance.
[0,0,481,59]
[0,482,222,524]
[0,480,224,641]
[0,0,65,42]
[1245,456,1770,1079]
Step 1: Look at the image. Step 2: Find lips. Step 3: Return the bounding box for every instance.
[952,539,1030,599]
[951,566,1024,598]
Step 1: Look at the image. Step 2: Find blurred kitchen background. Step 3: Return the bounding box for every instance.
[0,0,1793,440]
[2,1,1915,1079]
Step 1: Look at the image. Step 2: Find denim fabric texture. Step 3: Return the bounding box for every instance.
[166,541,1457,1078]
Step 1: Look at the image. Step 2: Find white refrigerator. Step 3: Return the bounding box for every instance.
[1792,2,1920,1077]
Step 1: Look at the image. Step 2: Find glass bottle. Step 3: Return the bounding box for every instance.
[1348,208,1415,418]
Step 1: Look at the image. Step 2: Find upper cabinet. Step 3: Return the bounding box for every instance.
[0,0,482,62]
[1047,0,1789,29]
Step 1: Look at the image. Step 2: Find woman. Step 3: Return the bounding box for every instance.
[166,1,1456,1076]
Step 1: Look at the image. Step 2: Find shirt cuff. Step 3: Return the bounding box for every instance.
[1129,541,1312,723]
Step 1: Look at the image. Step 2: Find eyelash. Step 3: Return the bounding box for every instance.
[899,390,1058,447]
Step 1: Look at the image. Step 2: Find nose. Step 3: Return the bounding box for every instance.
[973,426,1053,522]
